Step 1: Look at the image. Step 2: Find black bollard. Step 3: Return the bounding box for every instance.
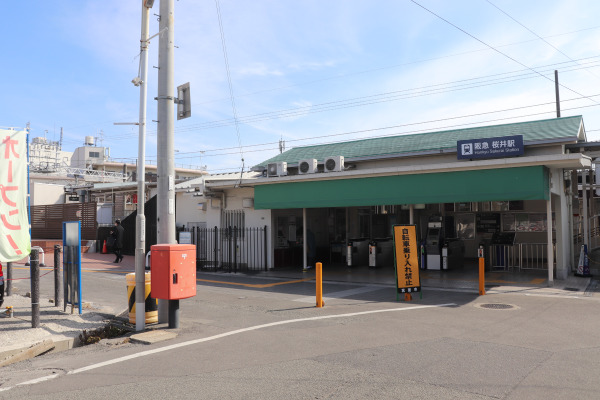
[6,262,12,296]
[31,248,40,328]
[54,245,62,308]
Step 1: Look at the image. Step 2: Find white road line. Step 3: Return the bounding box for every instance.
[68,303,455,374]
[16,374,60,386]
[2,303,455,392]
[293,286,383,303]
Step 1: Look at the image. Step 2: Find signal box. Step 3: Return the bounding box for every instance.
[150,244,197,300]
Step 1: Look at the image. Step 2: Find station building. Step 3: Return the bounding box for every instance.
[176,116,592,284]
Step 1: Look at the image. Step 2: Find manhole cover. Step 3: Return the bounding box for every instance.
[480,303,514,310]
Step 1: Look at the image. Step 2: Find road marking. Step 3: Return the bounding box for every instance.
[68,303,455,375]
[16,374,60,386]
[0,302,455,392]
[197,277,311,288]
[293,286,382,303]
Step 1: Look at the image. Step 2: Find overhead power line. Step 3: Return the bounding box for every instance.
[147,101,599,163]
[115,57,597,141]
[59,24,600,136]
[139,95,599,163]
[409,0,598,105]
[193,24,600,106]
[486,0,600,81]
[215,0,245,170]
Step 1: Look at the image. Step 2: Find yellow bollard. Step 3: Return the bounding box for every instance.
[316,262,324,307]
[478,256,486,296]
[126,272,158,324]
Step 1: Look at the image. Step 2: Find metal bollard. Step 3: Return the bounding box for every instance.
[26,246,45,267]
[31,248,40,328]
[478,246,486,296]
[316,262,324,308]
[54,245,62,308]
[6,262,12,296]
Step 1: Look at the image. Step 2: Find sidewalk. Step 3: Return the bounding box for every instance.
[1,251,134,366]
[0,294,110,366]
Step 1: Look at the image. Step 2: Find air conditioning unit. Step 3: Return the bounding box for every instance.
[298,159,318,174]
[324,156,344,172]
[267,162,287,177]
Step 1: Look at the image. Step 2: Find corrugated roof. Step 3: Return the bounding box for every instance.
[255,116,584,168]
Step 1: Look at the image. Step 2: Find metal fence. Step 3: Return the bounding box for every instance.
[488,243,556,271]
[188,226,268,272]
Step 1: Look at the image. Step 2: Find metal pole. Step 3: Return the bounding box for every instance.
[135,0,152,333]
[583,170,589,247]
[63,246,69,312]
[554,70,561,118]
[70,246,75,314]
[31,248,40,328]
[303,208,307,269]
[547,195,554,286]
[478,247,485,296]
[316,262,324,307]
[409,204,414,225]
[6,262,12,296]
[54,245,62,308]
[264,225,268,271]
[168,299,179,328]
[157,0,177,326]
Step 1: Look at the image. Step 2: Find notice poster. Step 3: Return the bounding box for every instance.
[393,225,421,294]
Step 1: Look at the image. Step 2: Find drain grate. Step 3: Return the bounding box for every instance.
[480,303,514,310]
[563,287,579,292]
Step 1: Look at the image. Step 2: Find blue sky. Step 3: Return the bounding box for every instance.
[2,0,599,173]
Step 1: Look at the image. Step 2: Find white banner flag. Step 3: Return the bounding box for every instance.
[0,129,30,261]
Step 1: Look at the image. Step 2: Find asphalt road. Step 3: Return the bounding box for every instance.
[2,267,600,399]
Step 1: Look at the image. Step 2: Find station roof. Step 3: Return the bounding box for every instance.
[254,116,585,168]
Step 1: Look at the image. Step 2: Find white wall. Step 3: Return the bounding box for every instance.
[176,192,208,228]
[30,182,65,205]
[224,187,271,228]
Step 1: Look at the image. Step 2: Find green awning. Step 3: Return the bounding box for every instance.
[254,166,548,209]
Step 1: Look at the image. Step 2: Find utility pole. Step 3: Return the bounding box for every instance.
[554,70,561,118]
[157,0,176,325]
[134,0,153,332]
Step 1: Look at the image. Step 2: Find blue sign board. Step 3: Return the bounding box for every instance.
[457,135,524,160]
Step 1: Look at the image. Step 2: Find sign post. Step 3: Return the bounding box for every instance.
[63,221,82,314]
[393,225,422,301]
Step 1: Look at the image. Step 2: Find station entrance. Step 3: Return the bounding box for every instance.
[271,199,554,282]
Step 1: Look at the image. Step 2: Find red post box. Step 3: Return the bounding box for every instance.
[150,244,197,300]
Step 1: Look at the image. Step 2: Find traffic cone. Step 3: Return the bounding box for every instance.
[102,240,107,254]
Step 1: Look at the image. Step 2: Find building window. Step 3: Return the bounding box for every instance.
[89,151,100,158]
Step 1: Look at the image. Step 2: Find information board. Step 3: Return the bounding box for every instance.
[179,231,192,244]
[457,135,524,160]
[476,213,500,233]
[393,225,421,294]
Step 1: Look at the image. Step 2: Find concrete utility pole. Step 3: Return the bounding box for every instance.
[554,70,561,118]
[135,0,153,332]
[157,0,176,325]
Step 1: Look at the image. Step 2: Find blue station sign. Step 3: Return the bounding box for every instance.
[457,135,524,160]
